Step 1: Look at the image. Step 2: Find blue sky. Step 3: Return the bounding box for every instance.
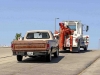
[0,0,100,49]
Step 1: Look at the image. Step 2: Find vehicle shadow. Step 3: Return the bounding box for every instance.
[59,50,93,54]
[18,56,64,63]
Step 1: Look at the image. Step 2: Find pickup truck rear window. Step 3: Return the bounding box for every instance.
[26,32,50,39]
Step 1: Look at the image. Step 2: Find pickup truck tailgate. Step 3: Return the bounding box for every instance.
[11,40,48,51]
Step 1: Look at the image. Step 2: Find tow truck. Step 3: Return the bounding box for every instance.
[54,21,89,52]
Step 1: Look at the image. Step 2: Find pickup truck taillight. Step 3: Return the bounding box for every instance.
[11,44,14,48]
[47,43,50,49]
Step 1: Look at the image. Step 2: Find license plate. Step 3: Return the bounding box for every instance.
[27,52,33,55]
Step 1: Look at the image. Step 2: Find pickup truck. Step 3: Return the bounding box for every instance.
[11,30,59,62]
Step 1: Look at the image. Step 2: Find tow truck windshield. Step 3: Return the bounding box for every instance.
[68,25,76,31]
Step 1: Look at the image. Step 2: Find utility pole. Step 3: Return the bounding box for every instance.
[55,18,59,31]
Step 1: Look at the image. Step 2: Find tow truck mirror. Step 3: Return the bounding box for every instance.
[86,26,89,32]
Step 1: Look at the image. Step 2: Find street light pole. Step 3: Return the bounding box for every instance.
[55,18,59,31]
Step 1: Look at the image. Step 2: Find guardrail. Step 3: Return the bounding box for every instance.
[0,47,11,48]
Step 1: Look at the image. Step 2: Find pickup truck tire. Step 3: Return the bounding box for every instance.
[17,55,23,61]
[46,51,52,62]
[54,48,59,57]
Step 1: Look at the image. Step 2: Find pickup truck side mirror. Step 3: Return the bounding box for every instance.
[22,37,24,40]
[86,26,89,32]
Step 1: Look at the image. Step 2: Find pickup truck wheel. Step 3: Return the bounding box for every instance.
[46,51,52,62]
[54,49,59,58]
[17,55,23,61]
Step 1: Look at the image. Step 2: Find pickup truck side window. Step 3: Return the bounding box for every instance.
[26,32,50,39]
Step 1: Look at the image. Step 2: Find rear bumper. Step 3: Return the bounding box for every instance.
[12,50,49,56]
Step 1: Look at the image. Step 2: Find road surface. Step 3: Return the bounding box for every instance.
[0,47,12,58]
[0,48,100,75]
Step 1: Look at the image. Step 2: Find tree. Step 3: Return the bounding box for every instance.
[15,33,22,40]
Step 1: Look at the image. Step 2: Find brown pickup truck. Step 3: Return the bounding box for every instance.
[11,30,59,62]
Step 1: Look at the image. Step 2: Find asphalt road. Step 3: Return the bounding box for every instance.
[0,48,100,75]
